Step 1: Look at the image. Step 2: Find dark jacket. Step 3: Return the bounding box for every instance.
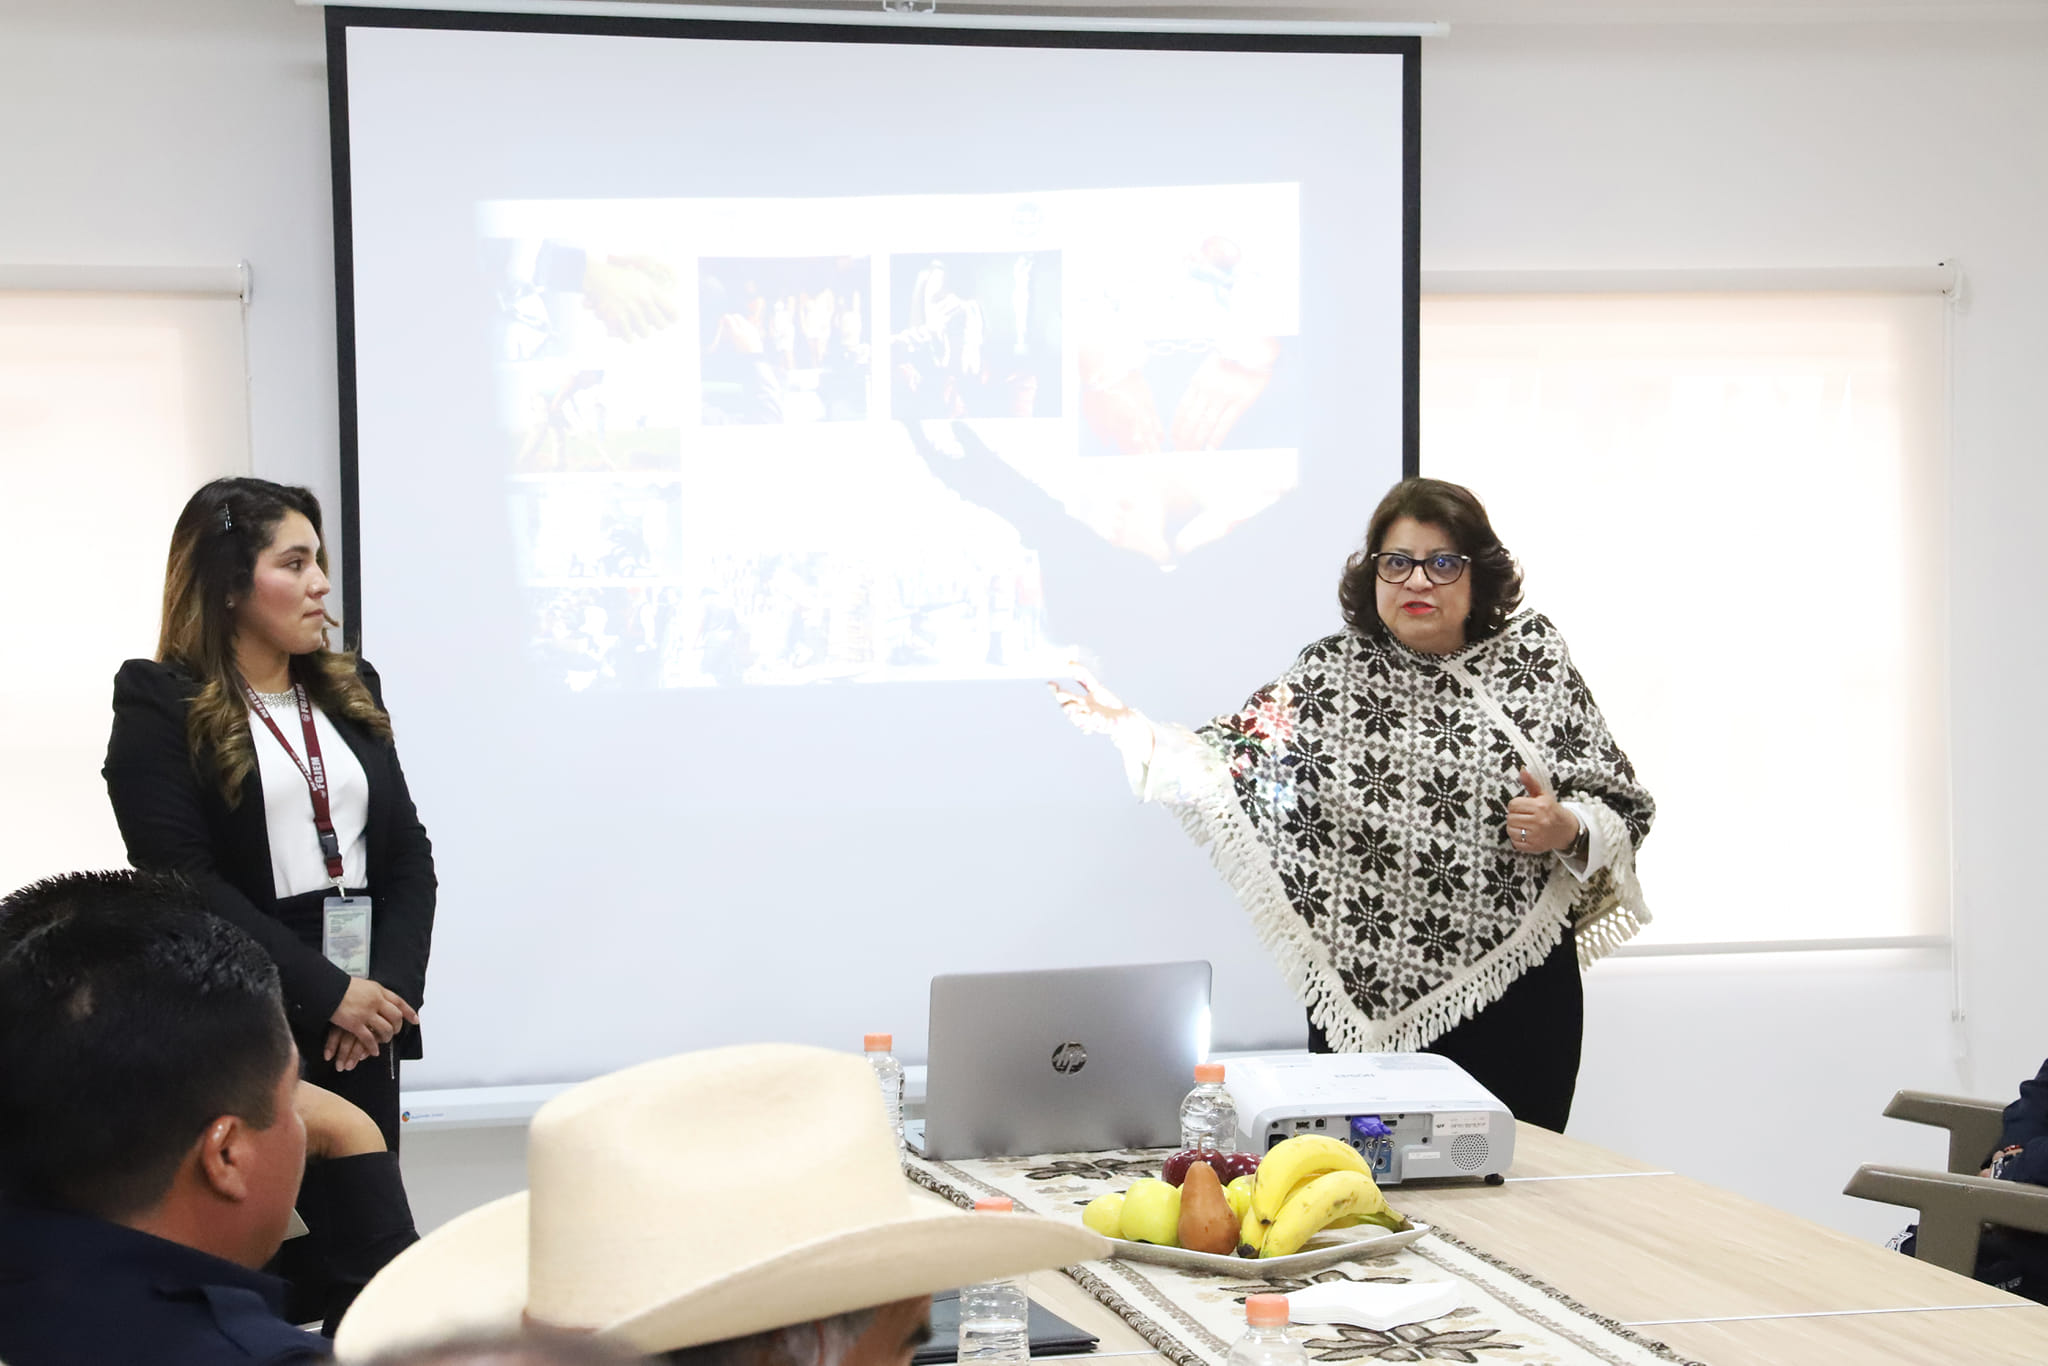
[1998,1058,2048,1185]
[103,659,436,1055]
[1971,1057,2048,1304]
[0,1208,330,1365]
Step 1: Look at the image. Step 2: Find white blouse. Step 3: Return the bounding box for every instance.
[248,690,371,898]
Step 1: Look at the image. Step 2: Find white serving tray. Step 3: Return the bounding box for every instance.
[1105,1220,1431,1275]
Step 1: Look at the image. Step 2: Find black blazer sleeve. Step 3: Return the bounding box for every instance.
[356,661,437,1012]
[104,660,352,1038]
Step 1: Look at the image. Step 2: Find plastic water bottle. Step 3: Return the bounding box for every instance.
[1179,1062,1238,1154]
[1227,1296,1304,1366]
[1352,1116,1394,1178]
[865,1033,904,1150]
[958,1198,1030,1364]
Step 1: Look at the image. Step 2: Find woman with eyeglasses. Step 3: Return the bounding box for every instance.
[1053,477,1653,1131]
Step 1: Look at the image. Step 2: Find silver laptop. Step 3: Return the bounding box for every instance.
[919,960,1212,1160]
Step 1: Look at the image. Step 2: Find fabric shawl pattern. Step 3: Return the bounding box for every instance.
[1155,612,1654,1054]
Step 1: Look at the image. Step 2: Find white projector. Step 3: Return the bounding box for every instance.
[1222,1053,1515,1185]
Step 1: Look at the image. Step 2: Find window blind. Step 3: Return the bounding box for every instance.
[0,289,250,893]
[1421,290,1948,944]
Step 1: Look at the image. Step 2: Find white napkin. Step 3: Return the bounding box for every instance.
[1286,1279,1461,1332]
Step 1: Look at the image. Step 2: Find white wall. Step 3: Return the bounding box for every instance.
[0,0,341,555]
[1420,17,2048,1228]
[1414,15,2048,1236]
[4,0,2043,1243]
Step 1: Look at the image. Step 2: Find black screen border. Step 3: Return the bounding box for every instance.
[324,4,1423,649]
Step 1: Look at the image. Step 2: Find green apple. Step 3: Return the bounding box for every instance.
[1082,1191,1126,1238]
[1225,1174,1255,1221]
[1119,1177,1182,1245]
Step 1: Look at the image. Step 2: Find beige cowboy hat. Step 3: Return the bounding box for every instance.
[334,1043,1109,1361]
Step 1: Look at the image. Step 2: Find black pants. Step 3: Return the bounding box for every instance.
[271,1153,419,1334]
[280,1007,407,1333]
[1308,925,1583,1132]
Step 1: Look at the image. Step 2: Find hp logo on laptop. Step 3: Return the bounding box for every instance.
[1050,1041,1088,1075]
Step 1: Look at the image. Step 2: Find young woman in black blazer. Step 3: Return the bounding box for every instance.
[105,477,435,1150]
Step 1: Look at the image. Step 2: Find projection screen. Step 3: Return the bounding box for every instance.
[329,7,1418,1090]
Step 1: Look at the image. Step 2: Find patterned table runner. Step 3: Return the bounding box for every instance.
[907,1148,1707,1366]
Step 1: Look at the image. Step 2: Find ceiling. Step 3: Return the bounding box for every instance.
[554,0,2048,23]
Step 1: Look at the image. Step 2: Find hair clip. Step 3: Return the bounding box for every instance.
[218,502,234,533]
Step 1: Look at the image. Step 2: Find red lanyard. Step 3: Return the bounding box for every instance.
[244,682,346,889]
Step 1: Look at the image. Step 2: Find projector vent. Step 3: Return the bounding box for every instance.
[1450,1133,1489,1171]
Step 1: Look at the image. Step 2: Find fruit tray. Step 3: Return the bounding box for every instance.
[1104,1219,1431,1275]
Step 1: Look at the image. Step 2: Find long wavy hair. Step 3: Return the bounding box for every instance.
[1338,477,1525,646]
[157,478,391,805]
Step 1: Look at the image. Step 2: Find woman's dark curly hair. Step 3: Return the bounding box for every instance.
[1338,477,1524,645]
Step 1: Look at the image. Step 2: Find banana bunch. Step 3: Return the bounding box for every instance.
[1238,1134,1404,1258]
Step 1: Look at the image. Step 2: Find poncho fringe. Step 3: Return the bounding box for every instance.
[1174,781,1645,1053]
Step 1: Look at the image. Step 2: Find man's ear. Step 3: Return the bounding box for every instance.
[194,1116,255,1202]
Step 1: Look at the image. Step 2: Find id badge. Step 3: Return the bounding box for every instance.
[322,896,372,977]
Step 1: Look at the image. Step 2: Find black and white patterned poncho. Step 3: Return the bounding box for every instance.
[1130,611,1654,1053]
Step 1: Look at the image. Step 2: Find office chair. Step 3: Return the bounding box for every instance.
[1845,1089,2048,1276]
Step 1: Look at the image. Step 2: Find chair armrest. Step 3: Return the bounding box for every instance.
[1844,1163,2048,1277]
[1884,1090,2007,1176]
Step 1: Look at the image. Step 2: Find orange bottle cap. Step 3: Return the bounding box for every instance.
[1194,1062,1225,1083]
[974,1198,1014,1212]
[1245,1295,1289,1326]
[864,1033,893,1051]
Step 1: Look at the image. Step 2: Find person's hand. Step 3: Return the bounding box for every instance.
[581,255,680,341]
[1049,663,1134,738]
[1985,1144,2025,1178]
[1506,768,1580,854]
[325,1026,373,1073]
[295,1081,387,1159]
[328,978,419,1063]
[1169,336,1279,452]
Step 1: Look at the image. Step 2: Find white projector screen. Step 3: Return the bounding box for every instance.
[331,10,1416,1090]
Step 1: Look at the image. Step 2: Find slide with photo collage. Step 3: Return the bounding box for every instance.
[481,184,1301,693]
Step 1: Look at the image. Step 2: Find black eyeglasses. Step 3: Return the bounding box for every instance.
[1370,551,1471,586]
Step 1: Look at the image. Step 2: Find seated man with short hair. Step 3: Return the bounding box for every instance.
[0,870,416,1365]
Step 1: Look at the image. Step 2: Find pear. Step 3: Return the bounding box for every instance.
[1176,1161,1240,1256]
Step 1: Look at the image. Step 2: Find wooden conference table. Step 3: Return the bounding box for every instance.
[915,1124,2048,1366]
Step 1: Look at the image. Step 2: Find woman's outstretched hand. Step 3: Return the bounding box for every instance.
[1049,663,1133,736]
